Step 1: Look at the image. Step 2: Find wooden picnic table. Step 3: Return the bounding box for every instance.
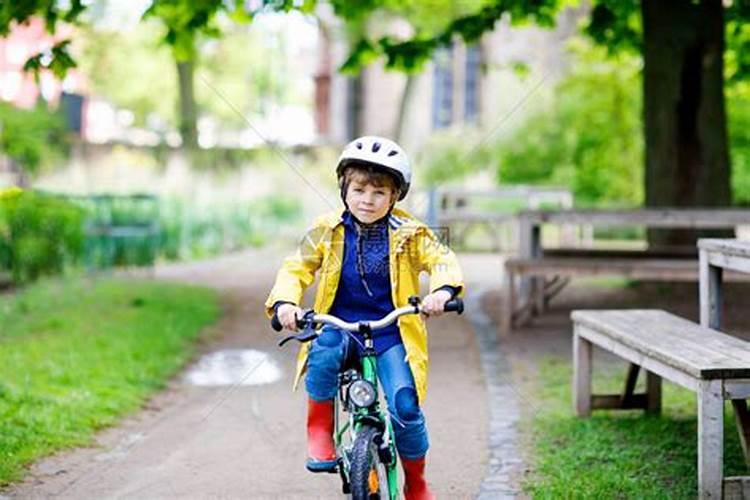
[505,208,750,334]
[433,186,573,251]
[699,239,750,330]
[697,238,750,499]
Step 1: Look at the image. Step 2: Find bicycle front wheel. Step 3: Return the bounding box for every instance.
[349,425,391,500]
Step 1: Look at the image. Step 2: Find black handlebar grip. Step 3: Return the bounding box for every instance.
[271,314,283,332]
[443,298,464,315]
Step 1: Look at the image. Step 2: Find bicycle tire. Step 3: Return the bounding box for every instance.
[349,425,390,500]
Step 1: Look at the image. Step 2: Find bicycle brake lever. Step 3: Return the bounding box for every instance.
[278,324,318,347]
[278,334,296,347]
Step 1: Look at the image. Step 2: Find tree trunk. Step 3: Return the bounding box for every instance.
[643,0,731,208]
[176,60,198,149]
[394,74,417,144]
[642,0,731,246]
[314,23,332,137]
[347,71,365,140]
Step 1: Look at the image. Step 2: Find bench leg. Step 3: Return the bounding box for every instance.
[573,328,592,417]
[621,363,640,407]
[698,380,724,499]
[500,269,515,339]
[731,399,750,468]
[534,277,545,315]
[699,250,723,330]
[646,370,662,415]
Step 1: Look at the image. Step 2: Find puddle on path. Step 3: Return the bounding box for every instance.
[183,349,282,386]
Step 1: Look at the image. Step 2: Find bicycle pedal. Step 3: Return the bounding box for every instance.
[306,460,338,474]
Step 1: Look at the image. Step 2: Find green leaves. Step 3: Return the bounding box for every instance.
[330,0,384,21]
[380,36,440,72]
[338,0,562,74]
[0,0,86,36]
[495,42,644,207]
[0,192,84,284]
[144,0,225,61]
[342,35,443,74]
[584,2,641,53]
[0,102,68,175]
[340,39,380,74]
[726,16,750,88]
[22,39,76,79]
[449,5,504,44]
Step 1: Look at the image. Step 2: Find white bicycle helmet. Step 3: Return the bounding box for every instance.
[336,136,412,201]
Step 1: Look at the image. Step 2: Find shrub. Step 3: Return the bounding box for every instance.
[0,103,68,176]
[158,195,302,260]
[0,190,84,284]
[729,94,750,205]
[492,42,644,207]
[417,128,492,187]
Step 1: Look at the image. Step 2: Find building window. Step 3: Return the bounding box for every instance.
[464,44,480,123]
[432,46,453,129]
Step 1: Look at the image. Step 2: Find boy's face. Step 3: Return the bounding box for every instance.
[345,177,395,224]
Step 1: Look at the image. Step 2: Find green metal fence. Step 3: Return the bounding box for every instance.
[78,194,160,270]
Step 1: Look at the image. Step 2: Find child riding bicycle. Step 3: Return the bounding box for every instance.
[265,136,464,500]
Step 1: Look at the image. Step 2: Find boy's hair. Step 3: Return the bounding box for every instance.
[341,163,401,196]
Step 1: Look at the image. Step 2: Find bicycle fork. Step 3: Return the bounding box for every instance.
[333,352,399,498]
[361,355,399,499]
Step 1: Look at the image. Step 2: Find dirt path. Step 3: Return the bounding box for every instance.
[6,247,494,499]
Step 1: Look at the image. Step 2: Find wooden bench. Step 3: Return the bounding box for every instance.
[504,209,750,334]
[571,309,750,499]
[504,250,703,332]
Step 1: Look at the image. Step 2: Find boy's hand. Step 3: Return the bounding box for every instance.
[277,303,303,331]
[421,290,453,318]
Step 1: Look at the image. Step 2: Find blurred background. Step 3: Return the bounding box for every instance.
[2,2,750,496]
[0,0,747,284]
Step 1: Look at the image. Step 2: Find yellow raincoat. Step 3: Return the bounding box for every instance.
[265,207,464,402]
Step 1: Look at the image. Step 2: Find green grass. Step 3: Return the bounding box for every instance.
[523,357,746,499]
[0,277,219,485]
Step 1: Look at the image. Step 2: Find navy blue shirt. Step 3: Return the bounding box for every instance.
[329,211,402,354]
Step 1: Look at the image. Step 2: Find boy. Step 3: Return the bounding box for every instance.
[265,136,464,500]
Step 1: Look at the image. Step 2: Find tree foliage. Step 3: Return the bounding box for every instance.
[142,0,226,61]
[339,0,559,73]
[494,42,643,207]
[0,102,68,174]
[77,22,178,127]
[1,0,87,78]
[4,0,749,81]
[76,20,297,130]
[729,92,750,205]
[336,0,748,80]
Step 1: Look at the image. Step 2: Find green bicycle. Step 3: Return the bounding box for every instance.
[273,295,464,499]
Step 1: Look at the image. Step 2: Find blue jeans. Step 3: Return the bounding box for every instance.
[305,326,429,460]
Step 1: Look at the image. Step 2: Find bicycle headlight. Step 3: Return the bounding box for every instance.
[348,380,376,408]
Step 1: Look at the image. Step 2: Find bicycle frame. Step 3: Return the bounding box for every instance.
[273,295,463,499]
[333,324,399,499]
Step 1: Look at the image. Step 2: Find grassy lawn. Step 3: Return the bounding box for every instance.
[523,356,746,499]
[0,277,219,485]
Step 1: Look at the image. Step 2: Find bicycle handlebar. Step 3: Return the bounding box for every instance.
[272,296,464,346]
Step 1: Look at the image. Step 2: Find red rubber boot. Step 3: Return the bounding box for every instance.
[306,398,337,473]
[401,456,435,500]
